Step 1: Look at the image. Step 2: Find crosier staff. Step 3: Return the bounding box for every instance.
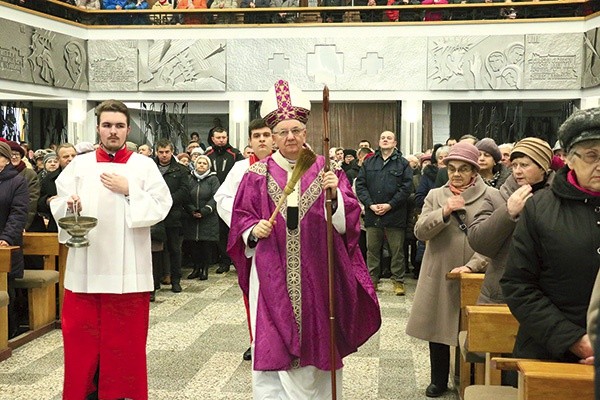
[322,85,338,400]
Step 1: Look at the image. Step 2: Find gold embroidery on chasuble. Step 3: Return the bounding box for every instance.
[265,166,323,366]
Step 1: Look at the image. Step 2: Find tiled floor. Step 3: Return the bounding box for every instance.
[0,267,459,400]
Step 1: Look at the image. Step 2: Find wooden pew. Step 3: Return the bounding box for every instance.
[461,305,519,400]
[487,358,594,400]
[517,360,593,400]
[465,305,519,384]
[446,272,485,399]
[9,233,61,349]
[0,246,18,362]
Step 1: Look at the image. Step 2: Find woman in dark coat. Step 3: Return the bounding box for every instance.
[468,137,554,304]
[501,108,600,371]
[0,141,29,338]
[184,155,220,280]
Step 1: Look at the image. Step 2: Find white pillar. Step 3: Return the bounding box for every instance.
[401,99,422,155]
[67,99,97,144]
[229,99,249,151]
[431,101,450,145]
[580,97,600,110]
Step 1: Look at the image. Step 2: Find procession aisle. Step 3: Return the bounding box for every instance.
[0,267,458,400]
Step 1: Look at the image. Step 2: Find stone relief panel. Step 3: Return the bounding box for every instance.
[88,41,138,92]
[524,33,581,90]
[89,39,226,92]
[0,18,88,90]
[427,35,525,91]
[582,28,600,89]
[138,39,226,91]
[227,37,428,92]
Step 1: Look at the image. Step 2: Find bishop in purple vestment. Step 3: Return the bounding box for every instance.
[227,80,380,399]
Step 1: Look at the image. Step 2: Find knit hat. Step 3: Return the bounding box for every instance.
[260,79,311,129]
[190,147,204,156]
[475,138,502,163]
[420,154,432,165]
[0,142,11,161]
[343,149,357,159]
[43,152,58,166]
[6,141,24,158]
[34,149,47,160]
[443,142,480,171]
[75,141,95,155]
[510,137,553,172]
[195,154,212,169]
[558,107,600,152]
[176,153,190,162]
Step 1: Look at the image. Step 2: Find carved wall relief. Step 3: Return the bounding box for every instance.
[0,18,88,90]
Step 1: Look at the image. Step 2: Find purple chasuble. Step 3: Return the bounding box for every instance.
[228,154,381,372]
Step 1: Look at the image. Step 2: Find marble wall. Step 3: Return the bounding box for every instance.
[0,17,587,93]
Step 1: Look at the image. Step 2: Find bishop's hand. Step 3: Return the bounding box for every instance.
[252,219,273,239]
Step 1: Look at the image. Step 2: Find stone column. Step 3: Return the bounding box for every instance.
[401,99,422,155]
[67,99,96,145]
[229,99,249,152]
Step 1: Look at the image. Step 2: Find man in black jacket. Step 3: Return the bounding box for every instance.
[356,131,413,295]
[204,127,244,273]
[155,139,190,293]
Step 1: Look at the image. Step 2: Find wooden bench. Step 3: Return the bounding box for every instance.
[8,233,63,349]
[462,305,519,400]
[465,305,519,383]
[517,360,593,400]
[0,246,18,362]
[446,272,485,399]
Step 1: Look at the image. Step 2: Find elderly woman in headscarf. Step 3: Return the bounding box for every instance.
[475,137,511,188]
[502,108,600,375]
[0,141,29,338]
[406,142,491,398]
[183,155,220,280]
[468,137,554,304]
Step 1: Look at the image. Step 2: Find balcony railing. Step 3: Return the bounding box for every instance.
[2,0,598,26]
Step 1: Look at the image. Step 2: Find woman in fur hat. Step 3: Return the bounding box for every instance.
[502,108,600,381]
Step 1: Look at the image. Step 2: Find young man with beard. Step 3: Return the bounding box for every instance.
[50,100,172,400]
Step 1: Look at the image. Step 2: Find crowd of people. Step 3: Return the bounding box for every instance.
[6,0,586,24]
[2,92,600,399]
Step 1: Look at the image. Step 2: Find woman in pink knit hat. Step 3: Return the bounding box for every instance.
[406,141,494,398]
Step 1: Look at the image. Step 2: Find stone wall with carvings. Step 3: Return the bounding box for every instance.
[88,39,227,92]
[0,18,88,91]
[0,16,588,93]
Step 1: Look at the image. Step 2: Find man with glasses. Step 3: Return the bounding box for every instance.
[356,130,413,295]
[227,80,380,398]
